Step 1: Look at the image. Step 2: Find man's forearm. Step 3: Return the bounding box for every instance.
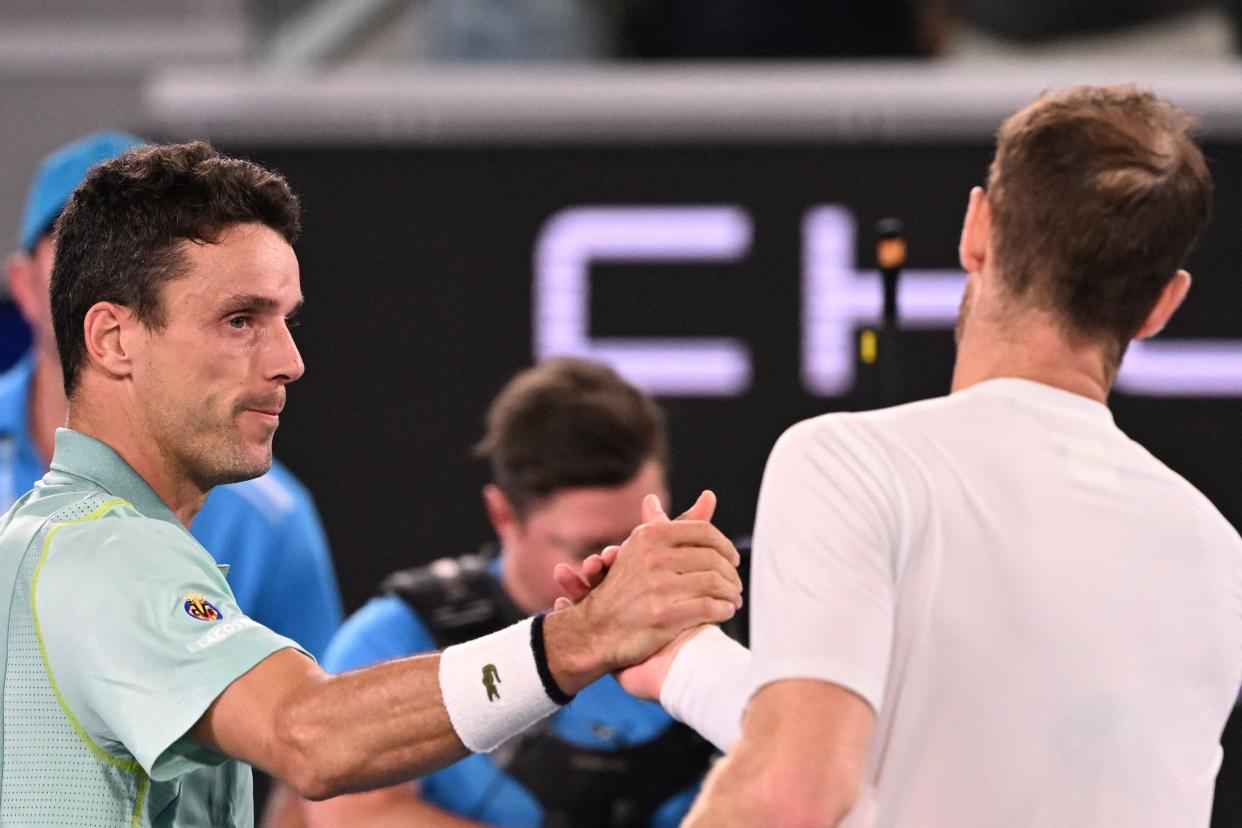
[682,680,873,828]
[683,749,860,828]
[193,517,742,799]
[275,609,739,799]
[660,626,752,752]
[303,785,489,828]
[268,613,603,799]
[272,652,469,799]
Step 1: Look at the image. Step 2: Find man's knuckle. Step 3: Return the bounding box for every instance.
[649,600,675,627]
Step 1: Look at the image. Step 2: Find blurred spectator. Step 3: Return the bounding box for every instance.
[409,0,617,61]
[304,358,716,828]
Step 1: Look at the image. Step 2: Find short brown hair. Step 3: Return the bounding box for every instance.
[987,85,1212,363]
[51,141,301,396]
[474,358,668,516]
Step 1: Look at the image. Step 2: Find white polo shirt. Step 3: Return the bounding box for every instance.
[749,378,1242,827]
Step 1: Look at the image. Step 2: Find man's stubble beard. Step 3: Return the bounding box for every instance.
[955,276,976,347]
[169,397,274,492]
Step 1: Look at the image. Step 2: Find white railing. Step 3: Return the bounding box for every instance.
[142,61,1242,143]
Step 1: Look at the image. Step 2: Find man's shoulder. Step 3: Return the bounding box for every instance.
[778,393,959,445]
[775,384,1118,463]
[768,398,944,468]
[762,396,974,527]
[28,500,210,623]
[199,459,316,529]
[1139,453,1242,550]
[42,499,196,565]
[7,486,137,546]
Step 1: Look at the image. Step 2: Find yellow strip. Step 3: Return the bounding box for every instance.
[29,497,153,825]
[132,775,150,828]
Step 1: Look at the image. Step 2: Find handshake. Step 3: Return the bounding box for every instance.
[540,490,741,702]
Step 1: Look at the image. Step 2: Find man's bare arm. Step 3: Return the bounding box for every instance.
[190,648,462,799]
[303,782,485,827]
[189,516,742,800]
[682,680,874,828]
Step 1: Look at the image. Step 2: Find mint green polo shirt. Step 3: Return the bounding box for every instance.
[0,428,306,827]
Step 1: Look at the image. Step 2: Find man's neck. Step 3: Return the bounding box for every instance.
[66,398,207,528]
[951,313,1112,404]
[28,350,68,466]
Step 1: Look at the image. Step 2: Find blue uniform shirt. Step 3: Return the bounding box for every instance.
[0,352,343,658]
[324,573,702,827]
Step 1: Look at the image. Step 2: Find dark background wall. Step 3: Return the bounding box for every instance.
[216,140,1242,823]
[224,140,1242,610]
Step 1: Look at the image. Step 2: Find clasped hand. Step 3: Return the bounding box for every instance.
[552,491,741,700]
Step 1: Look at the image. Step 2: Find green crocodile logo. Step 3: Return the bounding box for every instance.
[482,664,501,701]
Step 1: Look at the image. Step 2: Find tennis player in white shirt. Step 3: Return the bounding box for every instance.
[559,84,1242,828]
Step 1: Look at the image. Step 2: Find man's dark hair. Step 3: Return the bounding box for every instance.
[51,141,301,396]
[987,85,1212,365]
[474,358,669,516]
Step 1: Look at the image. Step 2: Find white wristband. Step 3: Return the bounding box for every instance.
[660,626,752,753]
[439,617,561,753]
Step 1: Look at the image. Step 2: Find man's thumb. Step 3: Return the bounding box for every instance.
[642,493,670,523]
[677,490,717,522]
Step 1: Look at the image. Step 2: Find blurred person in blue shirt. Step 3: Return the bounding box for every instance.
[3,132,344,826]
[304,358,715,828]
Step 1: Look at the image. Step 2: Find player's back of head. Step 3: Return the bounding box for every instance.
[987,85,1211,365]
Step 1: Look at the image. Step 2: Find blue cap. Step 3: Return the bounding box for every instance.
[19,130,148,253]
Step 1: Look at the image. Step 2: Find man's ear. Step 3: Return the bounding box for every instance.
[483,484,521,547]
[81,301,139,380]
[6,252,38,327]
[1134,270,1191,340]
[958,187,992,275]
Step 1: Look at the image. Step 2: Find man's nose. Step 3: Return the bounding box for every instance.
[266,320,305,384]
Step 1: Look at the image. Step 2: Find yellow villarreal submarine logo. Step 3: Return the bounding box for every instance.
[183,592,222,622]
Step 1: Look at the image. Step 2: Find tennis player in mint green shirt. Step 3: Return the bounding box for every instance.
[0,141,741,826]
[0,429,303,825]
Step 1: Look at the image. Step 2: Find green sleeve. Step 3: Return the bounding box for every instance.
[34,511,310,781]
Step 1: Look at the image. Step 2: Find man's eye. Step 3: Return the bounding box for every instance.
[227,316,249,330]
